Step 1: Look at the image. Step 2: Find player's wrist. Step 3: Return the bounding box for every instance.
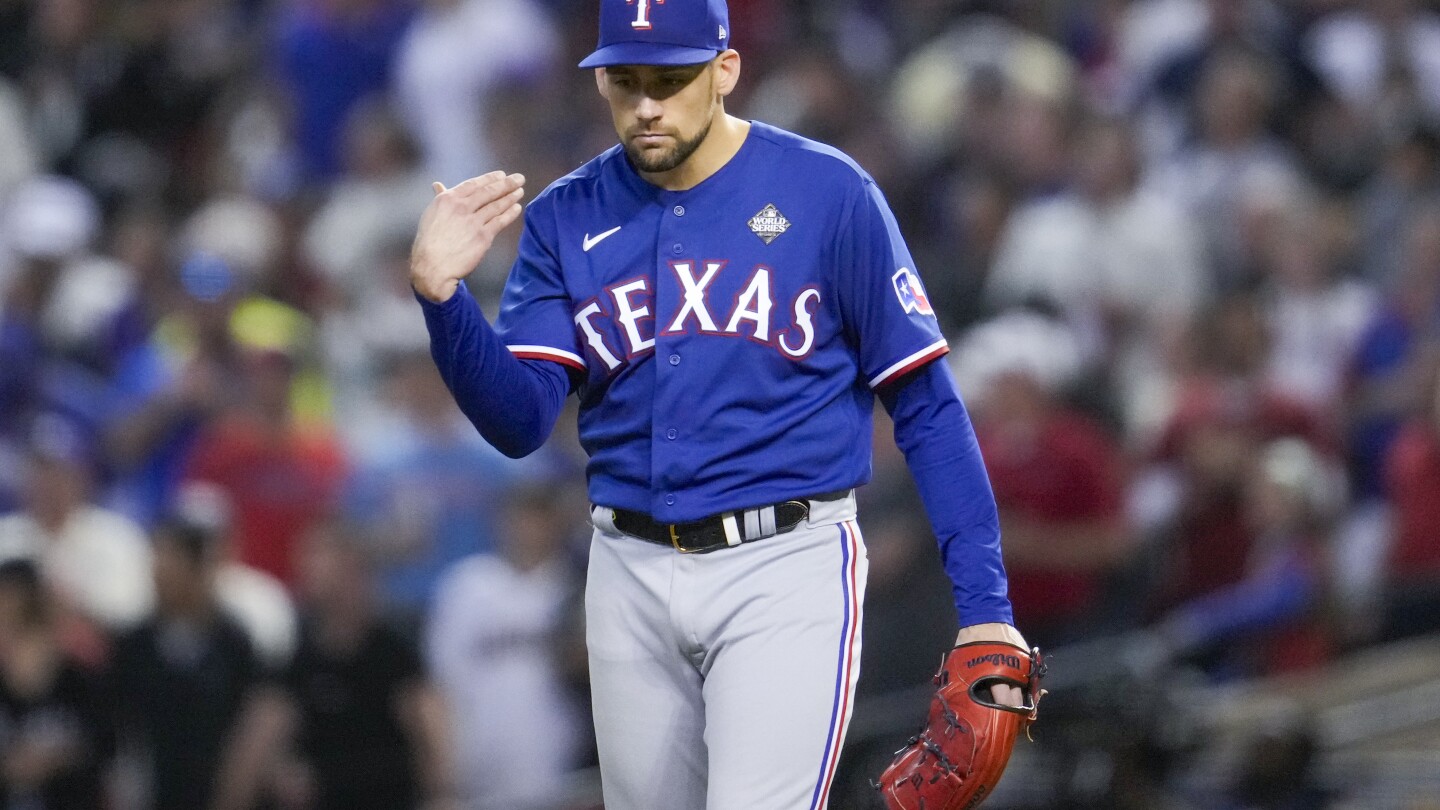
[955,622,1027,649]
[411,278,460,305]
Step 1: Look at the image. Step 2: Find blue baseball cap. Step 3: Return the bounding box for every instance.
[579,0,730,68]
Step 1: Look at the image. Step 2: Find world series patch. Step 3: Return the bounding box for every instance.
[891,267,934,315]
[748,203,791,244]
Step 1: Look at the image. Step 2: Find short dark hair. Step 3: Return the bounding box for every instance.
[153,517,221,568]
[0,558,50,627]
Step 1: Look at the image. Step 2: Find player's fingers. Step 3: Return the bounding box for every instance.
[432,181,446,195]
[450,170,511,200]
[477,186,526,228]
[989,684,1024,708]
[491,201,524,233]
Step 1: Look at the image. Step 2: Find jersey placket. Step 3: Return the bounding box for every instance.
[650,193,693,520]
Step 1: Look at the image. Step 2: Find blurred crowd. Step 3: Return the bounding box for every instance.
[3,0,1440,807]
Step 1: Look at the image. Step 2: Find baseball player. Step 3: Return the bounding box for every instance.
[408,1,1026,807]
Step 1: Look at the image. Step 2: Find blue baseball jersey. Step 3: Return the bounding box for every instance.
[494,121,948,523]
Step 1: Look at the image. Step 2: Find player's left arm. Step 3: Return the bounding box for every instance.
[875,360,1017,631]
[878,361,1028,706]
[834,172,1025,704]
[835,176,1017,626]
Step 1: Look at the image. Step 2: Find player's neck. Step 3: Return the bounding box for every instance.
[641,114,751,192]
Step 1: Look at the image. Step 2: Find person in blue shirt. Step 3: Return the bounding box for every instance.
[409,1,1026,806]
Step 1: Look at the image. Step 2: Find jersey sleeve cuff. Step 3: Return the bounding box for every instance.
[868,338,950,389]
[507,344,587,372]
[412,283,470,314]
[956,608,1016,628]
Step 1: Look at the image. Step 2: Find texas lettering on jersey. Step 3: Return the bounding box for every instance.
[573,260,822,371]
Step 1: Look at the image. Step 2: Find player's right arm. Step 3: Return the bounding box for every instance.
[409,171,572,458]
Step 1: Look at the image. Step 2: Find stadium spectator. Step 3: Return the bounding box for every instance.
[1356,121,1440,287]
[1347,203,1440,501]
[302,101,433,301]
[111,509,267,810]
[1154,47,1301,289]
[954,312,1135,648]
[988,116,1208,332]
[986,115,1208,436]
[171,481,298,670]
[0,176,122,427]
[392,0,559,186]
[270,0,415,183]
[1143,292,1332,612]
[103,252,242,526]
[182,320,347,587]
[911,171,1012,333]
[102,196,291,525]
[886,13,1077,173]
[1257,199,1378,416]
[344,349,520,619]
[1381,362,1440,640]
[426,483,585,810]
[1304,0,1440,124]
[1159,437,1343,678]
[0,559,112,808]
[213,520,455,810]
[0,413,153,634]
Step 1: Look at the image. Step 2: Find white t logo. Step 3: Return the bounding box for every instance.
[630,0,663,30]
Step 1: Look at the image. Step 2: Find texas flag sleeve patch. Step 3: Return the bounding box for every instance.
[891,267,934,316]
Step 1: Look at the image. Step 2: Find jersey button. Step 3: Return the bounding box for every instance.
[668,354,680,365]
[673,205,685,217]
[666,428,677,440]
[665,494,676,506]
[671,243,683,254]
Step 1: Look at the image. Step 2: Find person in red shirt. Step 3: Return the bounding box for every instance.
[1158,437,1341,679]
[1146,294,1334,613]
[183,347,347,586]
[1382,363,1440,640]
[956,313,1134,647]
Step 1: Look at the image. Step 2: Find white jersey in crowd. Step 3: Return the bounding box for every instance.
[426,552,582,810]
[0,504,153,629]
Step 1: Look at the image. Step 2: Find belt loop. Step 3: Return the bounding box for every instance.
[759,505,777,536]
[721,512,742,546]
[742,508,760,540]
[591,505,619,535]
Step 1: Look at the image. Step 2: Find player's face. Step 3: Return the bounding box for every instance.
[598,61,720,173]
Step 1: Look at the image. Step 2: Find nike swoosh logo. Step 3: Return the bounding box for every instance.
[583,226,622,252]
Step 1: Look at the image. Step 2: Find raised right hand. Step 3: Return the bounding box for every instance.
[409,171,526,304]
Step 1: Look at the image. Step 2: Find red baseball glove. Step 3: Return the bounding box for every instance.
[877,641,1045,810]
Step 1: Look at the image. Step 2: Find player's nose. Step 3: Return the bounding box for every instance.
[634,93,664,122]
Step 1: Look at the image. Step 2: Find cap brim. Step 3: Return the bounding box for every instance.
[579,43,720,68]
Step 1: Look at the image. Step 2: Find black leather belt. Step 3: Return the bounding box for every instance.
[609,490,851,553]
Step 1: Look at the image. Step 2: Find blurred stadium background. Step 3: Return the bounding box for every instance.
[3,0,1440,807]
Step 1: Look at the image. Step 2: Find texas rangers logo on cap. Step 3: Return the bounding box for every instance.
[892,267,934,316]
[579,0,731,68]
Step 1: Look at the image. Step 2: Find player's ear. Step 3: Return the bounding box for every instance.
[713,50,741,98]
[595,67,610,99]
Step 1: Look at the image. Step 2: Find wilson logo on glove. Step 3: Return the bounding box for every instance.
[965,652,1021,669]
[876,641,1046,810]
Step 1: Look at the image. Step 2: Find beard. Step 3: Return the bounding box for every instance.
[624,113,715,173]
